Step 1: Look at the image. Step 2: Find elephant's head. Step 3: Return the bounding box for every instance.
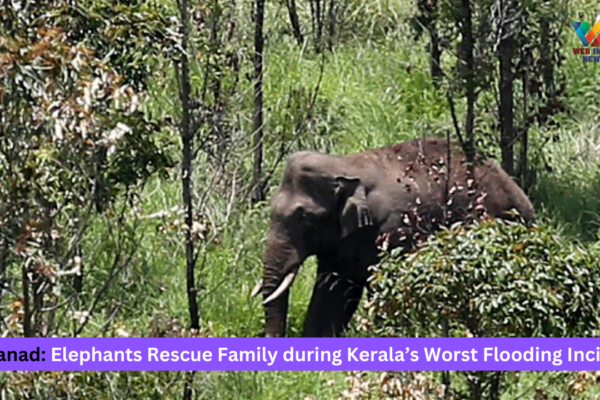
[254,151,373,337]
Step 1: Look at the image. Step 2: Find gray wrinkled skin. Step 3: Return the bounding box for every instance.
[261,138,535,337]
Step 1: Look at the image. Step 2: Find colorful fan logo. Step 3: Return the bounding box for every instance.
[572,22,600,47]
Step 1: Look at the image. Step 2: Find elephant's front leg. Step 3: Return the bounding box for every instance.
[302,271,364,337]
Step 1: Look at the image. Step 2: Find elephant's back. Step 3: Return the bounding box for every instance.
[366,137,534,234]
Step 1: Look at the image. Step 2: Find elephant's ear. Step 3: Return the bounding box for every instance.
[334,176,373,238]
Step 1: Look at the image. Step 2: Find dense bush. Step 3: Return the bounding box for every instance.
[366,219,600,338]
[361,218,600,399]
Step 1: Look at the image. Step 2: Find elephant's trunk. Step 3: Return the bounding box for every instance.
[263,263,290,337]
[262,230,304,337]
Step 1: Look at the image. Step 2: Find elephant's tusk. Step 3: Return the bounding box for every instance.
[251,279,264,297]
[263,270,297,305]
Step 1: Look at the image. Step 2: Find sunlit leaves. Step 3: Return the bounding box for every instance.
[366,219,600,339]
[362,219,600,399]
[0,0,173,337]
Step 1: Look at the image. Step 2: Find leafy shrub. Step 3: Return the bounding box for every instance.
[339,371,446,400]
[361,218,600,399]
[366,219,600,339]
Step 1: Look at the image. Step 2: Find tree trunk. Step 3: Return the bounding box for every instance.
[32,273,44,335]
[520,68,529,189]
[430,22,442,85]
[73,246,84,294]
[540,18,554,99]
[326,0,336,50]
[183,370,195,400]
[0,236,7,325]
[441,317,451,398]
[419,0,442,85]
[176,0,200,332]
[252,0,266,202]
[22,262,33,337]
[490,372,502,400]
[310,0,324,52]
[315,0,323,52]
[460,0,476,165]
[286,0,304,46]
[209,7,226,158]
[469,374,482,400]
[177,2,199,400]
[499,0,516,176]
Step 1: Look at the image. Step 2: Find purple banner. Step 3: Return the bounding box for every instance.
[0,338,600,371]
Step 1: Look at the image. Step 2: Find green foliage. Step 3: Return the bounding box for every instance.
[531,125,600,239]
[411,0,570,181]
[0,0,173,338]
[2,0,171,90]
[367,219,600,338]
[1,0,600,398]
[338,0,411,43]
[363,218,600,399]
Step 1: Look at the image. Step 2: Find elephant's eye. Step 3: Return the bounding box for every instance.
[294,206,306,220]
[297,208,317,225]
[293,205,326,225]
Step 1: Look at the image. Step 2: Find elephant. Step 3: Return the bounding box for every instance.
[252,137,535,337]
